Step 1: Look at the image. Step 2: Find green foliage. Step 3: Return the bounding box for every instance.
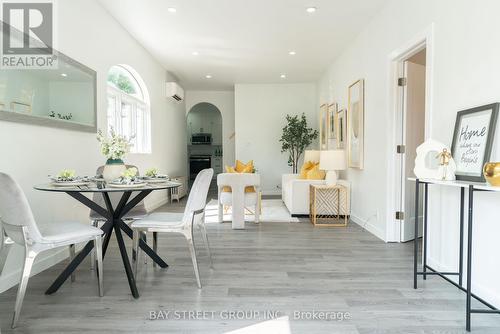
[108,72,136,95]
[279,113,318,173]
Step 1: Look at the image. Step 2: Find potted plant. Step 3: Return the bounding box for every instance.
[279,113,318,174]
[97,128,134,181]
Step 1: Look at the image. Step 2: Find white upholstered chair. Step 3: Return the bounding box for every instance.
[0,173,103,328]
[131,168,214,288]
[217,173,261,229]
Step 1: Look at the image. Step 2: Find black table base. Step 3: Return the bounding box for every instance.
[413,179,500,332]
[45,190,168,299]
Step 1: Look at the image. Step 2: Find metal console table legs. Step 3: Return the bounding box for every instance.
[413,179,500,331]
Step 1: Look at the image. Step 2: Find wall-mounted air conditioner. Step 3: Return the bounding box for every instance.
[166,82,184,101]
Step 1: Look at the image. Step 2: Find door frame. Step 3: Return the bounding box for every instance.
[385,24,435,242]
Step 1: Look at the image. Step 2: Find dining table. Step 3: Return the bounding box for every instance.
[34,180,181,299]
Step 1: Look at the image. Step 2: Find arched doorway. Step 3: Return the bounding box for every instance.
[187,102,223,185]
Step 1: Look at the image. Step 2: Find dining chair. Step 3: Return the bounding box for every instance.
[0,173,104,328]
[0,224,14,275]
[89,165,148,270]
[131,168,214,288]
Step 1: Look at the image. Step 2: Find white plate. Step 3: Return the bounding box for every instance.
[144,178,169,184]
[51,181,90,187]
[108,182,147,188]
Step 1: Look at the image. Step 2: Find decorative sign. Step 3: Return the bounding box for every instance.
[451,103,499,182]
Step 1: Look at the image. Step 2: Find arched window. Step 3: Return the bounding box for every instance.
[107,65,151,153]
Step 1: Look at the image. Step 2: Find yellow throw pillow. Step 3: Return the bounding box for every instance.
[240,164,253,173]
[236,160,253,173]
[299,161,316,179]
[306,164,326,180]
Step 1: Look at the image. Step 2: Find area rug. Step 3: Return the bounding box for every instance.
[204,199,299,223]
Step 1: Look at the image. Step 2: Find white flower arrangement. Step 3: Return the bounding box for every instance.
[97,127,134,161]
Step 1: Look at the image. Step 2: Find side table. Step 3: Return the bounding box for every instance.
[309,184,349,227]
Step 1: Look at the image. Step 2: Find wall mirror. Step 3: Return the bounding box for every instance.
[0,26,97,132]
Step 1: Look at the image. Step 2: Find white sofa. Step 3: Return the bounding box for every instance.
[282,174,351,216]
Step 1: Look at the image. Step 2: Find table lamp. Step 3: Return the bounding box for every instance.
[319,150,346,185]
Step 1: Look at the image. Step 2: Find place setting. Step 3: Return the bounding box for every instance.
[48,169,91,189]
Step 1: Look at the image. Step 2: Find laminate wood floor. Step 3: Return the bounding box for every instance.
[1,197,499,333]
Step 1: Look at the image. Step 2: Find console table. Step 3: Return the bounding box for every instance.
[411,178,500,331]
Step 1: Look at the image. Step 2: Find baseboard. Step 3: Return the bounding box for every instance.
[350,214,385,242]
[0,247,70,293]
[426,256,500,309]
[262,190,281,196]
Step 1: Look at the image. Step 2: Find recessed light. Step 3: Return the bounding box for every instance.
[192,51,199,56]
[61,73,67,77]
[306,7,317,13]
[167,7,177,13]
[280,74,286,79]
[288,51,296,55]
[205,74,212,79]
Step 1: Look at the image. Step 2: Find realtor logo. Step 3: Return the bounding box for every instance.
[1,0,57,69]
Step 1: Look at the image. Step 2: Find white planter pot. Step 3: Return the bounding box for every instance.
[102,160,126,182]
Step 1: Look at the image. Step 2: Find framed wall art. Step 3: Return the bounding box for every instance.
[327,102,338,149]
[337,108,346,149]
[319,103,329,150]
[348,79,364,169]
[450,103,499,182]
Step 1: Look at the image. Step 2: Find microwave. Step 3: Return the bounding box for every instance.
[191,133,212,145]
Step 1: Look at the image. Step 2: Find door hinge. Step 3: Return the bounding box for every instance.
[395,211,405,220]
[398,77,407,86]
[396,145,406,154]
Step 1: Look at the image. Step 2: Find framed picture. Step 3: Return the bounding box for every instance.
[319,103,328,150]
[348,79,364,169]
[451,103,499,182]
[328,103,337,139]
[327,102,338,149]
[337,108,346,149]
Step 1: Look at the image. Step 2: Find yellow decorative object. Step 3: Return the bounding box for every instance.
[299,161,316,179]
[483,162,500,186]
[306,164,326,180]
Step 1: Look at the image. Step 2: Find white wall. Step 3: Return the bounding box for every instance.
[0,0,187,291]
[185,91,235,168]
[235,83,317,194]
[317,0,500,307]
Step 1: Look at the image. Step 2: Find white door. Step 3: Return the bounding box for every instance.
[400,60,426,242]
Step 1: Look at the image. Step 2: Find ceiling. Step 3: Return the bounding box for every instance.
[98,0,390,90]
